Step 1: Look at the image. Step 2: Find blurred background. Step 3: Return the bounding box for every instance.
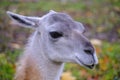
[0,0,120,80]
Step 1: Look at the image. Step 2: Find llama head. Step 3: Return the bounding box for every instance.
[7,10,98,69]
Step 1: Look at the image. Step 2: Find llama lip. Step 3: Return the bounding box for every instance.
[75,56,95,69]
[85,64,94,69]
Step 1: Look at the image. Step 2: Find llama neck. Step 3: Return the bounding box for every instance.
[26,31,64,80]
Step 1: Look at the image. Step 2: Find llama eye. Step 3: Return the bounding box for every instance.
[49,31,63,39]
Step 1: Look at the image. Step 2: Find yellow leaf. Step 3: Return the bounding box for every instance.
[99,59,107,71]
[90,39,102,46]
[61,71,76,80]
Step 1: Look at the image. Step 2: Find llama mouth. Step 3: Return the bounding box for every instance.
[84,64,94,69]
[75,56,95,69]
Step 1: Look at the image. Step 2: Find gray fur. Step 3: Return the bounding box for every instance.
[7,10,98,80]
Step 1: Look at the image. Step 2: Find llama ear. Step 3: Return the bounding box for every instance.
[49,10,56,13]
[75,21,85,33]
[7,11,41,29]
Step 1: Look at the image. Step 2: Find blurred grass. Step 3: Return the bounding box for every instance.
[0,0,120,80]
[0,50,21,80]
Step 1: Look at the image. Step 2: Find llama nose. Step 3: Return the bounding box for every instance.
[84,48,94,54]
[84,42,94,54]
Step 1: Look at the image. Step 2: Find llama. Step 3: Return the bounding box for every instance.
[7,10,98,80]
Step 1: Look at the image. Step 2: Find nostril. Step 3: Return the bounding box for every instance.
[84,48,94,54]
[84,42,94,54]
[84,49,92,54]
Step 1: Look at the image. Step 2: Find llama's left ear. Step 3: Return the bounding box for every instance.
[7,11,41,29]
[75,21,85,33]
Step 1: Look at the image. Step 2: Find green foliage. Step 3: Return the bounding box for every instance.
[0,53,15,80]
[0,50,21,80]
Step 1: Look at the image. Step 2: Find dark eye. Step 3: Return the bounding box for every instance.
[49,31,63,39]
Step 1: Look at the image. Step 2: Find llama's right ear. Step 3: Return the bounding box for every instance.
[7,11,41,29]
